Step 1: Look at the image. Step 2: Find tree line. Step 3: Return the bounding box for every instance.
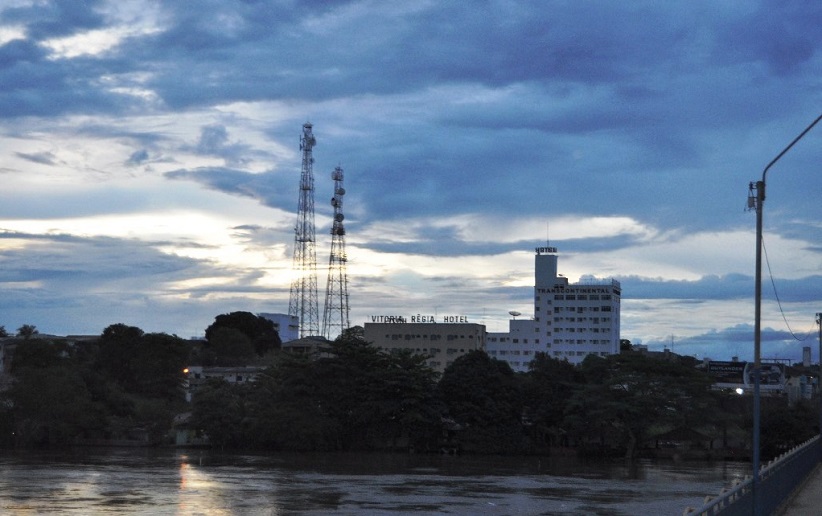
[0,315,817,459]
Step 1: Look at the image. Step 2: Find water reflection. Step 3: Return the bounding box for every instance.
[0,450,748,515]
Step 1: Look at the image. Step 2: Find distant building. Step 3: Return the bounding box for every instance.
[183,365,265,402]
[258,312,299,343]
[281,335,332,355]
[363,320,486,373]
[487,246,621,371]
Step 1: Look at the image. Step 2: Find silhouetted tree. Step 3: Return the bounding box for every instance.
[205,311,281,356]
[522,352,580,448]
[438,351,525,453]
[16,324,38,340]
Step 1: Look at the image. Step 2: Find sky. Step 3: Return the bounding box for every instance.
[0,0,820,362]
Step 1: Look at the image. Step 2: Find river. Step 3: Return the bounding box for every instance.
[0,449,748,515]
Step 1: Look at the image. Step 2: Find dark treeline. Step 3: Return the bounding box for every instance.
[0,315,817,460]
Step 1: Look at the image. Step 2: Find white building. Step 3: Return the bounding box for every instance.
[487,246,621,371]
[183,365,265,402]
[258,312,299,343]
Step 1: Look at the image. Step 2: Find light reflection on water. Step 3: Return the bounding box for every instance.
[0,449,748,515]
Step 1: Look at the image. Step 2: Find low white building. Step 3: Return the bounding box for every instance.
[183,365,264,402]
[363,319,486,373]
[487,246,621,372]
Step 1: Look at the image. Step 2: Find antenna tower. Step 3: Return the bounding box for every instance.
[288,122,320,338]
[322,166,350,339]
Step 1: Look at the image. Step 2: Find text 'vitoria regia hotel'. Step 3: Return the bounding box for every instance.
[486,246,621,371]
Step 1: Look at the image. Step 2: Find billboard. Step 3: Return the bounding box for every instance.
[707,361,785,390]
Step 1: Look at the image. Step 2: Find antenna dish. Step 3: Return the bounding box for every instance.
[508,311,521,318]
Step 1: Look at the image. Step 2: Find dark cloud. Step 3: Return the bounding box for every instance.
[164,166,294,210]
[125,149,149,166]
[15,151,58,165]
[619,274,822,303]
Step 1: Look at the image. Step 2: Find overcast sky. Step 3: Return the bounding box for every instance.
[0,0,820,362]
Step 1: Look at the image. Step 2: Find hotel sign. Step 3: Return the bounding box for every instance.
[369,314,469,324]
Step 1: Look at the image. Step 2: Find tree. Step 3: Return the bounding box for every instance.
[16,324,38,340]
[190,378,249,449]
[96,324,189,400]
[205,311,281,356]
[7,347,103,446]
[336,325,365,342]
[97,323,145,387]
[10,338,63,372]
[246,335,442,452]
[619,339,632,352]
[437,351,525,453]
[130,333,190,400]
[0,325,8,338]
[522,353,580,448]
[205,327,255,366]
[564,353,717,459]
[248,353,333,451]
[365,349,444,450]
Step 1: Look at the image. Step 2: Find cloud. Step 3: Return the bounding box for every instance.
[164,166,293,211]
[0,0,819,359]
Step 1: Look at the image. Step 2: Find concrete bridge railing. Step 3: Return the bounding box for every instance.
[683,435,821,516]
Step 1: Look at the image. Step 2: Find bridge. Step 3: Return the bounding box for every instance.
[685,435,822,515]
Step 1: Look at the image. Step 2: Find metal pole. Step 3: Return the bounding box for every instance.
[752,181,763,516]
[818,312,822,462]
[750,113,822,516]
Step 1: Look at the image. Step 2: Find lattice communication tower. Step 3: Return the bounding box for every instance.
[288,122,320,337]
[322,166,350,339]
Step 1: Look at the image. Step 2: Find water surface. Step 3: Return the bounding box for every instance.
[0,449,748,515]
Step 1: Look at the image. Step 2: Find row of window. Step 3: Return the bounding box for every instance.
[386,347,470,354]
[386,334,476,341]
[553,328,611,333]
[490,349,534,356]
[552,294,612,301]
[552,339,612,345]
[552,316,610,323]
[553,351,611,357]
[550,306,612,313]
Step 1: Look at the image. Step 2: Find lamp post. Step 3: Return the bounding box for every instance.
[749,114,822,516]
[818,312,822,461]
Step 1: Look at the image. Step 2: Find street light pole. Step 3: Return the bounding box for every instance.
[817,312,822,461]
[749,114,822,516]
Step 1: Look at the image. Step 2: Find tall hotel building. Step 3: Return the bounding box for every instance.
[487,246,621,372]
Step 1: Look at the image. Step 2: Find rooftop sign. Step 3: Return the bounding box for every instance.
[369,314,469,324]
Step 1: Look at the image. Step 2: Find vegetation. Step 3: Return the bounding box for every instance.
[0,316,818,460]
